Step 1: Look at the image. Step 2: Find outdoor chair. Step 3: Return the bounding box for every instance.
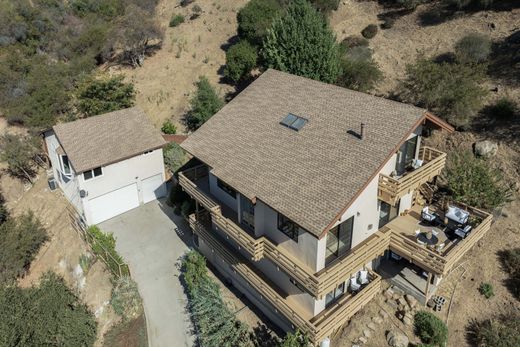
[421,206,438,225]
[350,275,361,292]
[454,225,472,239]
[358,270,369,285]
[417,239,427,246]
[436,243,445,253]
[431,229,439,237]
[411,159,424,170]
[415,229,421,236]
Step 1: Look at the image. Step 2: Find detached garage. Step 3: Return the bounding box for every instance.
[44,107,168,225]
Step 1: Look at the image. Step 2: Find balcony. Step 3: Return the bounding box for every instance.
[384,202,493,275]
[189,214,381,344]
[378,147,447,205]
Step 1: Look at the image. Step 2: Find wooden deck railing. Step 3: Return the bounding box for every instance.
[181,164,492,296]
[190,214,381,344]
[378,147,447,205]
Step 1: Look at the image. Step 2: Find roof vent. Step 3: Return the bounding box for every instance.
[347,123,365,140]
[280,113,308,131]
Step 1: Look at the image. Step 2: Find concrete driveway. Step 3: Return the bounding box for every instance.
[100,199,194,347]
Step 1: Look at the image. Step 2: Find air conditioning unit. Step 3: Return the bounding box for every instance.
[48,178,58,191]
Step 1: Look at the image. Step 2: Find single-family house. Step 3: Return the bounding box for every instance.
[178,69,493,345]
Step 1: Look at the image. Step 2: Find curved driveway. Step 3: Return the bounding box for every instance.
[100,199,194,347]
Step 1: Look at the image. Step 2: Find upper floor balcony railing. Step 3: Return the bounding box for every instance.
[378,146,447,205]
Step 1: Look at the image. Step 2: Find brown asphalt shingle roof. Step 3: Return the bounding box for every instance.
[181,69,429,238]
[53,107,166,173]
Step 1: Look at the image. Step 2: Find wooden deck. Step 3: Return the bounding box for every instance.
[378,147,447,205]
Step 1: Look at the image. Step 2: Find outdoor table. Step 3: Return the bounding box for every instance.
[417,231,439,246]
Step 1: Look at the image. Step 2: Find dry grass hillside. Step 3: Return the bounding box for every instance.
[109,0,248,131]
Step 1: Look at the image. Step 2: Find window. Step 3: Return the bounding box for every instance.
[277,213,299,242]
[325,282,345,307]
[280,113,308,131]
[60,155,71,176]
[83,167,103,180]
[325,216,354,265]
[378,200,400,228]
[217,178,236,198]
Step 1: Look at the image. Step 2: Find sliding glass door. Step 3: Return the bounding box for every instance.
[326,216,354,265]
[396,135,418,175]
[379,200,400,228]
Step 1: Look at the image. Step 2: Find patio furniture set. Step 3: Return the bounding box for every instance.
[417,205,473,251]
[349,270,370,293]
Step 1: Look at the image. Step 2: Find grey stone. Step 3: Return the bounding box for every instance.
[405,294,418,308]
[359,336,368,344]
[379,309,389,319]
[363,329,372,338]
[403,313,414,326]
[373,316,383,324]
[384,287,395,299]
[474,140,498,158]
[386,331,410,347]
[367,322,376,331]
[397,297,407,307]
[386,299,398,309]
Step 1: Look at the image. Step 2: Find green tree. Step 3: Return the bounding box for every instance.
[237,0,283,46]
[185,77,224,130]
[0,134,39,182]
[77,75,135,117]
[414,311,448,347]
[161,119,177,134]
[337,46,383,92]
[163,142,187,173]
[443,151,512,210]
[0,212,47,284]
[0,272,97,346]
[262,0,342,84]
[311,0,340,13]
[467,311,520,347]
[402,58,488,128]
[224,40,258,83]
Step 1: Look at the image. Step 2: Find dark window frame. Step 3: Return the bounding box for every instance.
[280,113,308,131]
[217,178,236,198]
[277,213,299,242]
[325,216,355,265]
[325,282,345,308]
[83,167,103,181]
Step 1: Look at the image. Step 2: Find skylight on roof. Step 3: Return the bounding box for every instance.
[280,113,307,131]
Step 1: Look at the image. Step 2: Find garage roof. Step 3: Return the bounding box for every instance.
[53,107,166,173]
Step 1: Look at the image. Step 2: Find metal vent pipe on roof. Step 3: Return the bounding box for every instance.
[360,123,365,140]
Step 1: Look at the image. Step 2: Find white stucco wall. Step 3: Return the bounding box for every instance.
[79,149,165,224]
[45,132,84,217]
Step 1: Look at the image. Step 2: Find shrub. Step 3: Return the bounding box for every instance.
[224,40,258,83]
[0,272,97,346]
[180,0,195,7]
[467,311,520,347]
[478,282,494,298]
[443,151,512,210]
[401,58,488,128]
[414,311,448,346]
[337,57,383,92]
[163,142,187,173]
[0,212,47,284]
[455,33,491,64]
[263,0,342,84]
[498,248,520,300]
[180,199,195,218]
[0,134,39,182]
[161,119,177,134]
[487,97,518,120]
[191,4,202,19]
[185,77,224,130]
[0,192,9,225]
[280,330,311,346]
[341,35,369,48]
[381,17,395,29]
[181,250,249,346]
[111,276,143,321]
[87,225,128,277]
[169,14,185,27]
[237,0,283,45]
[79,253,93,274]
[311,0,340,13]
[361,24,378,39]
[77,75,135,117]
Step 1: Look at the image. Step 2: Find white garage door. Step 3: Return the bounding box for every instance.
[142,174,166,204]
[88,183,140,224]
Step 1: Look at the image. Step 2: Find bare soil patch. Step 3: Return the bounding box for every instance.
[103,313,148,347]
[111,0,247,132]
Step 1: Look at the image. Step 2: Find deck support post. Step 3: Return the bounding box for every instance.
[424,272,432,306]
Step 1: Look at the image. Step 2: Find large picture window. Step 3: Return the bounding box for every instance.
[60,155,71,176]
[277,213,299,242]
[325,282,345,307]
